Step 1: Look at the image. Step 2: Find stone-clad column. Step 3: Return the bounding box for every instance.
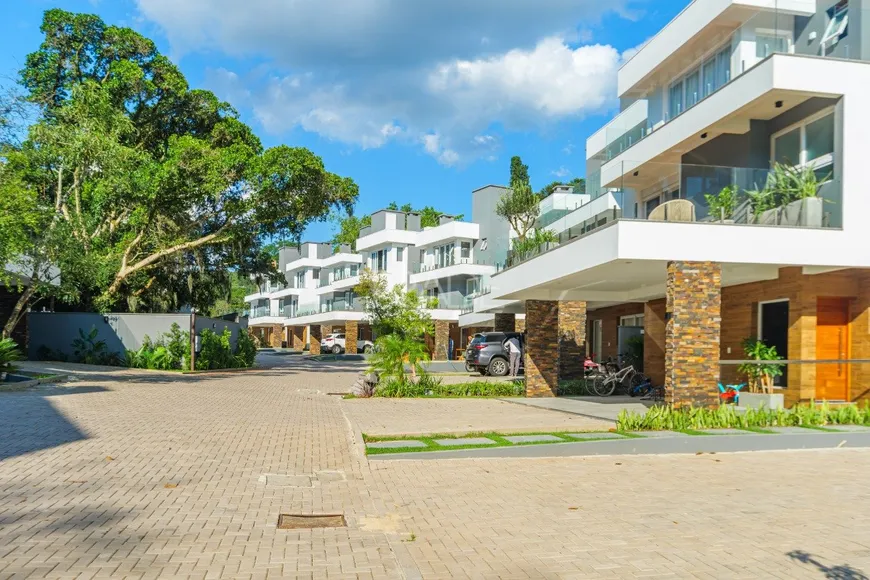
[270,324,284,348]
[345,321,359,354]
[665,261,721,407]
[292,326,304,350]
[493,313,516,333]
[516,317,526,333]
[558,301,587,380]
[434,320,451,360]
[309,325,322,355]
[525,300,560,397]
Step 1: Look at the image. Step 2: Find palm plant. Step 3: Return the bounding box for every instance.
[0,338,22,379]
[368,334,430,382]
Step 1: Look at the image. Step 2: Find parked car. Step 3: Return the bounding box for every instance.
[320,333,374,354]
[464,331,524,376]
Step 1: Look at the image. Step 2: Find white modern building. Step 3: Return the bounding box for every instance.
[480,0,870,406]
[246,186,521,356]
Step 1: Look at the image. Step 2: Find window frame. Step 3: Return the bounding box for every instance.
[770,107,836,178]
[821,0,849,50]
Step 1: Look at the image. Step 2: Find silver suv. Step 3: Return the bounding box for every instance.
[464,332,524,376]
[320,333,374,354]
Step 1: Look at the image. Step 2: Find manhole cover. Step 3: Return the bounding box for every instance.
[277,514,346,530]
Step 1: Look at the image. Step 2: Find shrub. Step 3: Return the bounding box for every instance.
[374,378,524,398]
[557,379,596,396]
[71,326,123,366]
[616,402,870,431]
[36,345,68,362]
[0,338,22,373]
[368,334,429,381]
[235,330,257,367]
[196,328,233,370]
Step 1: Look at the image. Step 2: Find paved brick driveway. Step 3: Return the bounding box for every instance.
[2,358,870,579]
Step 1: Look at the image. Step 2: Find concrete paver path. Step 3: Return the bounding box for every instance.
[2,357,870,578]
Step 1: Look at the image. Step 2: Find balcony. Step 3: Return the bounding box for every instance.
[496,161,843,276]
[604,4,866,177]
[410,257,495,285]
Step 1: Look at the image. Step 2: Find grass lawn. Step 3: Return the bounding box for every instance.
[363,430,640,455]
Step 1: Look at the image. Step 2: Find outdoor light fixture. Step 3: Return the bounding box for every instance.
[633,171,639,177]
[701,132,708,139]
[775,100,783,108]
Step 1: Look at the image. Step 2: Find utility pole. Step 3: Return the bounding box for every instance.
[189,309,197,371]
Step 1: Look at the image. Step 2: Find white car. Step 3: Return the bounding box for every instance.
[320,333,374,354]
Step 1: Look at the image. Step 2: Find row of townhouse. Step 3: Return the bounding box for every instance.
[249,0,870,408]
[245,185,534,358]
[473,0,870,407]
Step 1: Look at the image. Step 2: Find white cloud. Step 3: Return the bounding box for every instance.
[138,0,636,165]
[551,166,572,178]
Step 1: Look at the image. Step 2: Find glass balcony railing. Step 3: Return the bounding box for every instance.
[319,302,364,313]
[422,297,468,310]
[250,306,270,319]
[498,160,842,272]
[412,257,490,274]
[603,3,868,162]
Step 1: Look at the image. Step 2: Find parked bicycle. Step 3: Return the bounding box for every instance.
[590,363,648,397]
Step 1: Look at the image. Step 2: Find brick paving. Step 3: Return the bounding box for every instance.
[1,358,869,578]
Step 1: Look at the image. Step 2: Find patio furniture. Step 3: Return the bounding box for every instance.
[648,199,696,223]
[718,382,746,404]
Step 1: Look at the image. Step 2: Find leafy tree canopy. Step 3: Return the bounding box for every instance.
[538,177,586,198]
[509,155,530,189]
[330,212,372,251]
[385,202,463,227]
[1,9,358,334]
[354,268,434,339]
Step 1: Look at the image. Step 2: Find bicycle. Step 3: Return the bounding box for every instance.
[592,364,648,397]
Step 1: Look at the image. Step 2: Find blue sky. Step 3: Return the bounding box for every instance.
[1,0,687,241]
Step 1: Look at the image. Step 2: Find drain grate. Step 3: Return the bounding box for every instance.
[277,514,347,530]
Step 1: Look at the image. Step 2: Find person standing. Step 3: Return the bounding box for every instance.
[506,335,522,377]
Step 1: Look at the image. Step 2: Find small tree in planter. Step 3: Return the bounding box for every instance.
[738,338,784,394]
[704,185,737,222]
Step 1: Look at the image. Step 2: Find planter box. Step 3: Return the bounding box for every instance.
[738,392,784,410]
[758,198,823,227]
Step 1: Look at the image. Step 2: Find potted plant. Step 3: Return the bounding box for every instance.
[705,185,737,223]
[737,338,785,409]
[0,338,23,381]
[751,163,827,227]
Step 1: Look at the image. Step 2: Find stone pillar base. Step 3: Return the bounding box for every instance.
[292,326,304,350]
[270,324,283,348]
[434,320,451,360]
[345,321,359,354]
[665,261,721,407]
[309,325,322,355]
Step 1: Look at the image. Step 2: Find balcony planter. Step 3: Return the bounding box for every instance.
[737,392,784,410]
[757,198,823,228]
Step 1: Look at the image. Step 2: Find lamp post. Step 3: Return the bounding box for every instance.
[189,308,197,371]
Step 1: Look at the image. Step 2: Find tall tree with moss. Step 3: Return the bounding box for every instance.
[2,9,358,333]
[509,155,530,188]
[496,156,539,242]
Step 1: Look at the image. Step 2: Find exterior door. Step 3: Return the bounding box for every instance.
[816,297,850,400]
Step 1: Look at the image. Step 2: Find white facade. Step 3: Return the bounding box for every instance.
[484,0,870,311]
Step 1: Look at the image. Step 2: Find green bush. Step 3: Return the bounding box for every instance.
[557,379,596,396]
[127,326,189,371]
[235,331,257,367]
[617,402,870,431]
[374,378,525,398]
[0,338,22,372]
[71,326,124,366]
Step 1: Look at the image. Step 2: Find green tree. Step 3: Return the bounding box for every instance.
[354,268,434,339]
[330,212,372,251]
[207,273,257,317]
[3,9,358,329]
[384,202,462,227]
[495,182,540,242]
[509,155,530,189]
[538,177,586,198]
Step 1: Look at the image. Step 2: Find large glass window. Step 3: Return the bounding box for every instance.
[773,127,801,165]
[702,56,717,98]
[684,69,700,109]
[716,47,731,88]
[668,80,683,119]
[805,114,835,163]
[460,241,471,259]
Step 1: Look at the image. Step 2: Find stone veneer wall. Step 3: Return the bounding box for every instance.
[434,320,451,360]
[345,320,359,354]
[644,300,666,387]
[558,301,587,380]
[291,326,305,350]
[309,325,322,355]
[516,318,526,333]
[493,313,516,333]
[269,324,284,348]
[525,300,560,397]
[665,261,721,407]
